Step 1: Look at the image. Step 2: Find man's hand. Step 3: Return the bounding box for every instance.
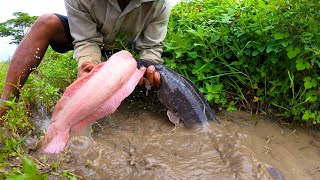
[0,100,10,121]
[77,61,97,79]
[138,65,161,89]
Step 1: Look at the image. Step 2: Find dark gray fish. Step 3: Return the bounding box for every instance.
[265,164,285,180]
[136,59,219,128]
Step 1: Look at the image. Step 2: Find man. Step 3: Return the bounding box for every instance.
[0,0,171,115]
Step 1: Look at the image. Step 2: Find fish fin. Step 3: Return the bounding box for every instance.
[144,78,152,90]
[71,67,146,133]
[70,123,93,137]
[42,125,70,154]
[167,110,180,126]
[265,164,285,180]
[144,78,152,96]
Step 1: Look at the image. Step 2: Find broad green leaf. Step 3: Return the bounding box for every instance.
[252,84,258,89]
[206,83,213,92]
[22,156,37,175]
[188,51,198,59]
[281,41,289,47]
[253,96,260,102]
[305,91,317,102]
[266,44,273,53]
[263,25,274,32]
[269,57,278,64]
[6,175,25,180]
[227,101,237,111]
[206,94,215,101]
[296,58,311,71]
[175,51,182,58]
[303,110,315,121]
[287,47,301,59]
[257,44,265,52]
[180,64,187,69]
[25,174,43,180]
[252,51,259,56]
[303,77,317,89]
[210,35,220,43]
[221,14,231,23]
[274,33,289,40]
[52,161,61,169]
[302,110,311,120]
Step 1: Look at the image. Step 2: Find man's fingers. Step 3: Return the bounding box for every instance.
[137,65,160,89]
[78,62,97,79]
[146,66,155,85]
[138,77,144,86]
[154,72,161,89]
[84,63,95,72]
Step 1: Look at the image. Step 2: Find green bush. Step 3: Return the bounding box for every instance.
[0,49,77,179]
[22,49,77,112]
[163,0,320,124]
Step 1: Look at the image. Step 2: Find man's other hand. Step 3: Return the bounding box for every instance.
[138,65,161,89]
[77,61,97,79]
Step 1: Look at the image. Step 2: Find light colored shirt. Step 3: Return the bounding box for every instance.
[64,0,171,67]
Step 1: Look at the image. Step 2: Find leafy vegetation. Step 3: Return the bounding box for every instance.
[0,12,37,45]
[0,50,78,179]
[163,0,320,124]
[0,0,319,178]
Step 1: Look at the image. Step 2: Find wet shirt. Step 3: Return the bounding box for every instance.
[64,0,171,67]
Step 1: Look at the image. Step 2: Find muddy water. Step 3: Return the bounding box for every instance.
[222,111,320,180]
[31,97,320,180]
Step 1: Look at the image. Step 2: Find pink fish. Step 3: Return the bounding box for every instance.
[42,50,146,154]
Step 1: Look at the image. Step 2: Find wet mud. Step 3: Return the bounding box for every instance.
[31,96,320,180]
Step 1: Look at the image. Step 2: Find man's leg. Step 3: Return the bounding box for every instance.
[0,13,72,114]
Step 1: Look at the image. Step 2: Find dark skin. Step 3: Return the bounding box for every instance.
[0,0,161,116]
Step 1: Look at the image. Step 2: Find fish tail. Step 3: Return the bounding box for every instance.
[42,125,70,154]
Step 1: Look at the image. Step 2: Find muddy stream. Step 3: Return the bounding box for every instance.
[30,95,320,180]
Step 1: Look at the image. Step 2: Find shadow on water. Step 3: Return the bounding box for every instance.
[30,95,320,180]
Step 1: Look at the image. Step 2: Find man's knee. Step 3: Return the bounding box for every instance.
[32,13,63,33]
